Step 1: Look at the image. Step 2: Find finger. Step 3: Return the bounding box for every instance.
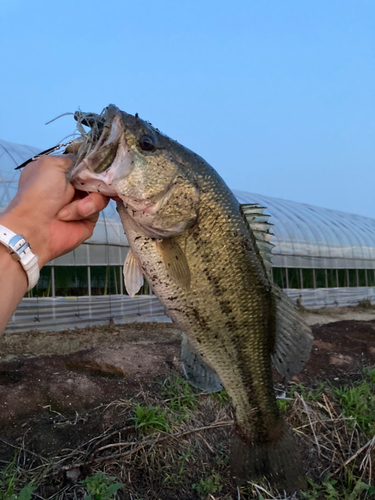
[57,192,109,221]
[57,219,97,250]
[24,154,73,176]
[78,192,109,217]
[38,154,73,172]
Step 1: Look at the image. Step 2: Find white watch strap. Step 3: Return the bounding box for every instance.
[0,224,40,291]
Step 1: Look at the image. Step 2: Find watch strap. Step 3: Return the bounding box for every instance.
[0,224,40,290]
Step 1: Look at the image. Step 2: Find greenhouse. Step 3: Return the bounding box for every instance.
[1,139,375,332]
[234,190,375,308]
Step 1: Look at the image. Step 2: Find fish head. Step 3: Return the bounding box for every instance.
[68,105,200,238]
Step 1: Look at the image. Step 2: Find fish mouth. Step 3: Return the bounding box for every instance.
[69,105,134,195]
[73,105,124,174]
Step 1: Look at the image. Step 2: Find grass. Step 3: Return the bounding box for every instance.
[300,475,375,500]
[131,404,170,433]
[161,375,198,420]
[0,461,124,500]
[0,370,374,499]
[332,368,375,436]
[80,473,123,500]
[276,397,290,412]
[0,457,35,500]
[289,381,326,401]
[210,388,230,406]
[192,469,222,499]
[162,447,197,486]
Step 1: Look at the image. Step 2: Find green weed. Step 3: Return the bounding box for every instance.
[0,458,35,500]
[192,469,222,499]
[363,367,375,384]
[300,475,375,500]
[163,446,197,486]
[290,382,325,401]
[80,472,123,500]
[161,376,198,419]
[215,447,229,469]
[131,404,170,433]
[334,378,375,436]
[210,388,229,406]
[276,398,290,412]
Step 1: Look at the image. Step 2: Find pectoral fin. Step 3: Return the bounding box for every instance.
[123,249,144,298]
[156,238,191,290]
[181,333,223,393]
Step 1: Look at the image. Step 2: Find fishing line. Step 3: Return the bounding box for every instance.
[45,112,74,125]
[56,132,81,144]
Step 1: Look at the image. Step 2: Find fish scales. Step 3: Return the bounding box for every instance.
[58,105,310,491]
[118,169,279,441]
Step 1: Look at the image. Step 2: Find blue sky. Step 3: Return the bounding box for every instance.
[1,0,374,217]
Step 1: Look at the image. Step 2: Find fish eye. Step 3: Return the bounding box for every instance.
[139,135,156,152]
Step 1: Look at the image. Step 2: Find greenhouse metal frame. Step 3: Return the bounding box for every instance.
[2,139,375,332]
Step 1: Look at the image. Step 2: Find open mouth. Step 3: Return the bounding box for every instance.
[73,105,123,174]
[69,106,134,196]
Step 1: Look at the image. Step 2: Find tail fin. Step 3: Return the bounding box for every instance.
[230,425,306,493]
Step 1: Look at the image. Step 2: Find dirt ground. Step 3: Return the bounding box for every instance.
[0,308,373,428]
[0,308,374,498]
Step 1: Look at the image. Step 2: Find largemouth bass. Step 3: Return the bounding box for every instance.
[63,105,312,491]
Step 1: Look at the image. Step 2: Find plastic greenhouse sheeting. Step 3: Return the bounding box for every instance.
[5,295,169,333]
[284,287,375,309]
[3,137,375,333]
[233,190,375,270]
[0,139,40,208]
[0,139,128,261]
[4,138,375,269]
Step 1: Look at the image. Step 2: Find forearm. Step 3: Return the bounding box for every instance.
[0,245,28,333]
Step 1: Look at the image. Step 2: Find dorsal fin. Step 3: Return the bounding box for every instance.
[240,203,274,274]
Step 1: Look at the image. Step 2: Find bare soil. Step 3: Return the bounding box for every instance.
[0,316,374,429]
[0,312,374,498]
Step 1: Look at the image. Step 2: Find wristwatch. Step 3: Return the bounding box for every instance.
[0,224,40,291]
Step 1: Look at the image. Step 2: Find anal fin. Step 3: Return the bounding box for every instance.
[272,283,313,379]
[181,333,223,392]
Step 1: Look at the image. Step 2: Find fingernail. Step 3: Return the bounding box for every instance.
[81,200,96,217]
[58,208,70,220]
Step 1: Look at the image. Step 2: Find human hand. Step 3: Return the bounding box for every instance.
[0,155,109,267]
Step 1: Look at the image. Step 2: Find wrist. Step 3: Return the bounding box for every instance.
[0,210,47,269]
[0,242,28,290]
[0,221,40,290]
[0,244,29,333]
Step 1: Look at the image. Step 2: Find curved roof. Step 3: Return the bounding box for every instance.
[233,190,375,269]
[0,139,127,247]
[2,139,375,269]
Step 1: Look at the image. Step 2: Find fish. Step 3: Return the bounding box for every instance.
[62,105,313,491]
